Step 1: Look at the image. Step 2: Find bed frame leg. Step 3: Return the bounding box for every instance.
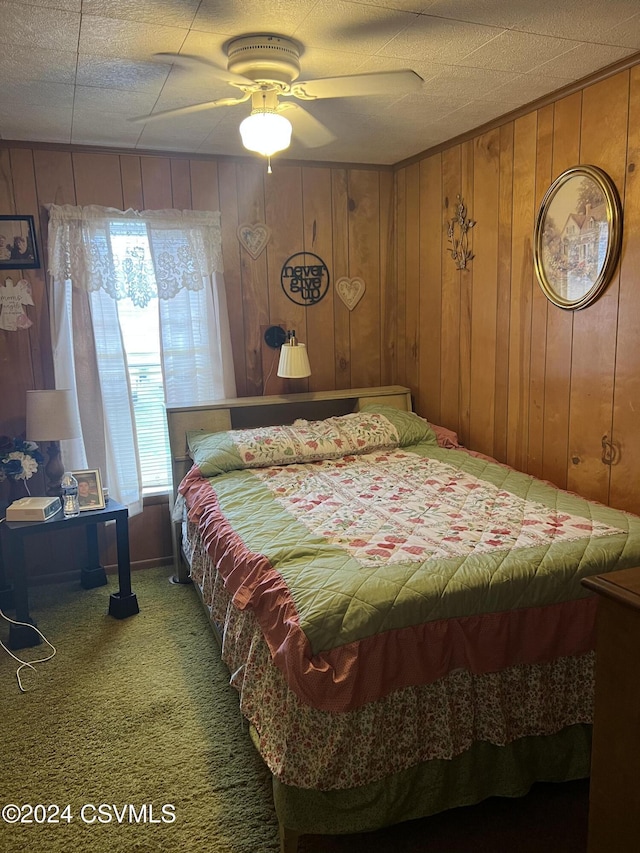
[279,822,299,853]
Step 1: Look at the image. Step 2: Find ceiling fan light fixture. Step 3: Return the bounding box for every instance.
[133,34,422,163]
[239,110,292,158]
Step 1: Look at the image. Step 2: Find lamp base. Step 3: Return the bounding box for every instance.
[44,441,64,497]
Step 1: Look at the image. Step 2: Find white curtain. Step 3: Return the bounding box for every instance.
[47,204,236,515]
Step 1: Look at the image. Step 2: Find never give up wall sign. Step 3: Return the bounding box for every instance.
[280,252,329,306]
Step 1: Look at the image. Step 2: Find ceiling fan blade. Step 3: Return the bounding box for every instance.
[278,103,336,148]
[154,52,254,87]
[291,69,423,100]
[130,92,252,124]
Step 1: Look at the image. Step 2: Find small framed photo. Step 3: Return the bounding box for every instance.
[72,469,105,511]
[0,215,40,269]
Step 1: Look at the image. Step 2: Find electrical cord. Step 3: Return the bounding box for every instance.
[262,346,279,395]
[0,607,56,692]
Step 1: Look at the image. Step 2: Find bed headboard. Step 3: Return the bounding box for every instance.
[166,385,412,580]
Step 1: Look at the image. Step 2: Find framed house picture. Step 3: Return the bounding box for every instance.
[533,165,622,310]
[72,469,105,511]
[0,215,40,270]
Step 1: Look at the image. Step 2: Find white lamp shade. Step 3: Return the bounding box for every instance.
[239,111,292,157]
[277,342,311,378]
[26,389,81,441]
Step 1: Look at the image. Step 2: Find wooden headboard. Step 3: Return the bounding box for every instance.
[166,385,412,580]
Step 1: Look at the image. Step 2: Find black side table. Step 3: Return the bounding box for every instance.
[2,499,139,649]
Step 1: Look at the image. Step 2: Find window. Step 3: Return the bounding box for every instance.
[48,204,236,515]
[116,296,170,493]
[108,224,170,493]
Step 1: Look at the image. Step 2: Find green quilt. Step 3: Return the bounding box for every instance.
[180,407,640,712]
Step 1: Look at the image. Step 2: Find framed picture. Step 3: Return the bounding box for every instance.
[533,165,622,310]
[72,468,105,511]
[0,215,40,270]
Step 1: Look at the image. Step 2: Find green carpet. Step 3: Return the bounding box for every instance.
[0,567,589,853]
[0,567,280,853]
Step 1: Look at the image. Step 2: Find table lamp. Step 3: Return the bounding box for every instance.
[26,389,81,496]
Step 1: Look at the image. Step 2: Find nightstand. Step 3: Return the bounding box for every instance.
[581,567,640,853]
[1,499,139,649]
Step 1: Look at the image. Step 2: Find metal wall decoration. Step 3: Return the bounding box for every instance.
[237,222,271,259]
[280,252,329,306]
[336,276,365,311]
[447,194,475,270]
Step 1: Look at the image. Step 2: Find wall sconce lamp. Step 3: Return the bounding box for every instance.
[264,325,311,379]
[277,330,311,378]
[26,389,81,496]
[239,90,293,174]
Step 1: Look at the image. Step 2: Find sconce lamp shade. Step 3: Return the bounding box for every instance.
[239,111,292,157]
[26,389,80,441]
[277,341,311,378]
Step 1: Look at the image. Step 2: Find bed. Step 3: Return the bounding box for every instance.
[166,385,640,853]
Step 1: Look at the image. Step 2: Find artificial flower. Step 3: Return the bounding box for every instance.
[0,436,44,482]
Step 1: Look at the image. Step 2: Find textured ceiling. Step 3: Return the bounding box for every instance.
[1,0,639,166]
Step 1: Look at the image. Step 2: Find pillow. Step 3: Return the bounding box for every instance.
[358,404,438,446]
[431,423,461,449]
[187,411,401,478]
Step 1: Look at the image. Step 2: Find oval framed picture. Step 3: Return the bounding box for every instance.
[533,165,622,310]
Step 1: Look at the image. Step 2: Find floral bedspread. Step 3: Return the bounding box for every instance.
[179,442,640,715]
[256,450,621,564]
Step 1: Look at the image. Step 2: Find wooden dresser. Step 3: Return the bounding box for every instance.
[582,566,640,853]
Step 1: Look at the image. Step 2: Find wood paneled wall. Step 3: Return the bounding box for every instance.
[395,63,640,515]
[0,145,392,570]
[0,149,392,411]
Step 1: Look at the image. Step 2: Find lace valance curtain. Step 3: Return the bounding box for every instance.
[47,204,224,308]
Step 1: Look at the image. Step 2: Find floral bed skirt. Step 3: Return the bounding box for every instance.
[185,520,594,791]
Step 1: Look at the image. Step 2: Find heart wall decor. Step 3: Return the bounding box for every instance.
[237,223,271,259]
[336,276,366,311]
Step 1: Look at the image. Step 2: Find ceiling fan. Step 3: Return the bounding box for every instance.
[131,33,423,169]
